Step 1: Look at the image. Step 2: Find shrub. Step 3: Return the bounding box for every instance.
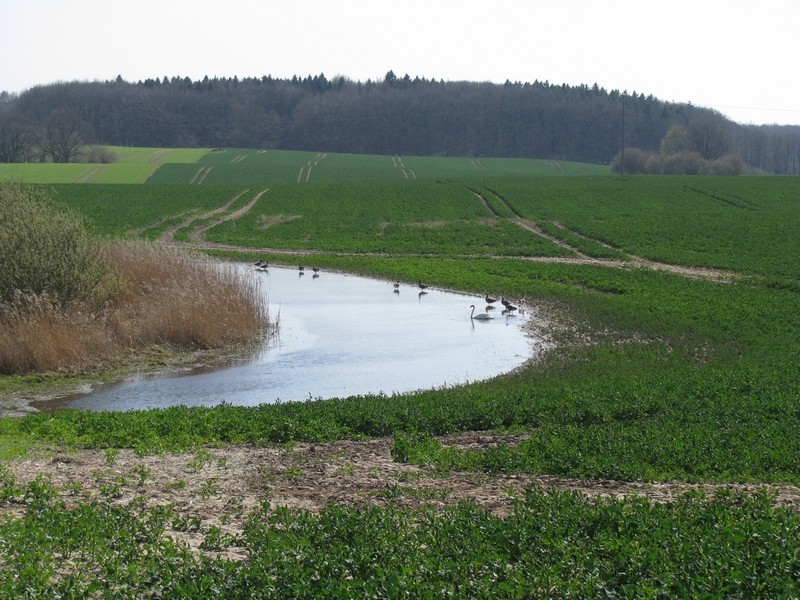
[706,154,745,176]
[610,147,650,174]
[0,183,113,309]
[662,151,706,175]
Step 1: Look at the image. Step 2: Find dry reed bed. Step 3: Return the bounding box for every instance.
[0,242,268,374]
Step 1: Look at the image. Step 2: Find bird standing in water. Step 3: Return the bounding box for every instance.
[470,305,494,320]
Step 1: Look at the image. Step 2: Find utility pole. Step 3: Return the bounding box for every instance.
[621,91,626,176]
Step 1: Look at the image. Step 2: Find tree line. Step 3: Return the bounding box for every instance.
[1,72,798,173]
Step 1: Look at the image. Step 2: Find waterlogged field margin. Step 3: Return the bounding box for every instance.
[1,164,799,595]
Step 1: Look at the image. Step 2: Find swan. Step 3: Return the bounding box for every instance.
[470,305,493,320]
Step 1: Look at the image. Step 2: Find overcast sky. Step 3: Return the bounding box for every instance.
[2,0,798,125]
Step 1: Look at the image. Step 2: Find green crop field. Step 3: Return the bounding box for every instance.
[2,146,607,185]
[0,147,209,184]
[146,148,608,184]
[1,150,799,596]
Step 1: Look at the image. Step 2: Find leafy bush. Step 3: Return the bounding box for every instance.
[0,183,112,309]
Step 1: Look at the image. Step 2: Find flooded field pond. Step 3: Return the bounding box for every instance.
[37,266,539,412]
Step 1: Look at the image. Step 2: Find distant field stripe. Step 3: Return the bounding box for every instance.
[147,150,171,163]
[196,166,213,185]
[72,166,101,183]
[190,166,213,185]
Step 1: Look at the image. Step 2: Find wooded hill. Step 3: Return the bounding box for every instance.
[1,72,799,173]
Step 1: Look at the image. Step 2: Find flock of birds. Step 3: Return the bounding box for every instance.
[254,261,519,322]
[470,294,519,320]
[396,281,519,321]
[254,260,320,278]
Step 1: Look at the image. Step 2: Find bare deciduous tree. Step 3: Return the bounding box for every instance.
[688,113,732,160]
[0,112,38,162]
[40,109,90,163]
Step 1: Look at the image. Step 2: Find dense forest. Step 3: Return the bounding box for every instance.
[1,72,799,173]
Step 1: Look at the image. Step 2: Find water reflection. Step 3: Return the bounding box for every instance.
[43,266,537,411]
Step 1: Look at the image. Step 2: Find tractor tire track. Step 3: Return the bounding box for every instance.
[188,189,269,243]
[153,187,740,283]
[158,190,249,244]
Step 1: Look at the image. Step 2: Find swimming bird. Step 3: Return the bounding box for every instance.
[393,281,400,290]
[312,266,320,273]
[298,265,304,272]
[418,280,428,291]
[485,294,497,305]
[470,305,493,320]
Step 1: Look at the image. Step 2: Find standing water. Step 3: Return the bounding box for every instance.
[41,266,538,411]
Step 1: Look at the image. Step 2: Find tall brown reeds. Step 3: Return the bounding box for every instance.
[106,242,269,350]
[0,184,269,375]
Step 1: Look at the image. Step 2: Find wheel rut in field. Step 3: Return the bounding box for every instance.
[144,187,742,283]
[158,190,268,247]
[393,155,416,179]
[190,166,213,184]
[297,153,327,182]
[469,188,738,282]
[188,189,269,243]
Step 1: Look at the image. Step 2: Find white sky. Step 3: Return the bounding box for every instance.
[2,0,798,125]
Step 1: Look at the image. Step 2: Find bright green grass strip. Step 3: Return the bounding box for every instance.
[105,146,209,164]
[0,162,159,184]
[0,164,96,184]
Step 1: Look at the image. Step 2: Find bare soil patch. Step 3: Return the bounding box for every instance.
[259,213,302,230]
[5,432,798,551]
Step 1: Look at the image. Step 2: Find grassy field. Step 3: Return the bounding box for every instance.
[1,151,799,595]
[1,146,608,185]
[0,147,210,184]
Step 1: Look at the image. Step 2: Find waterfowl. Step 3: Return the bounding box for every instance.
[470,305,493,320]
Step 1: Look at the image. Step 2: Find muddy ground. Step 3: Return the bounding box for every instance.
[4,431,799,560]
